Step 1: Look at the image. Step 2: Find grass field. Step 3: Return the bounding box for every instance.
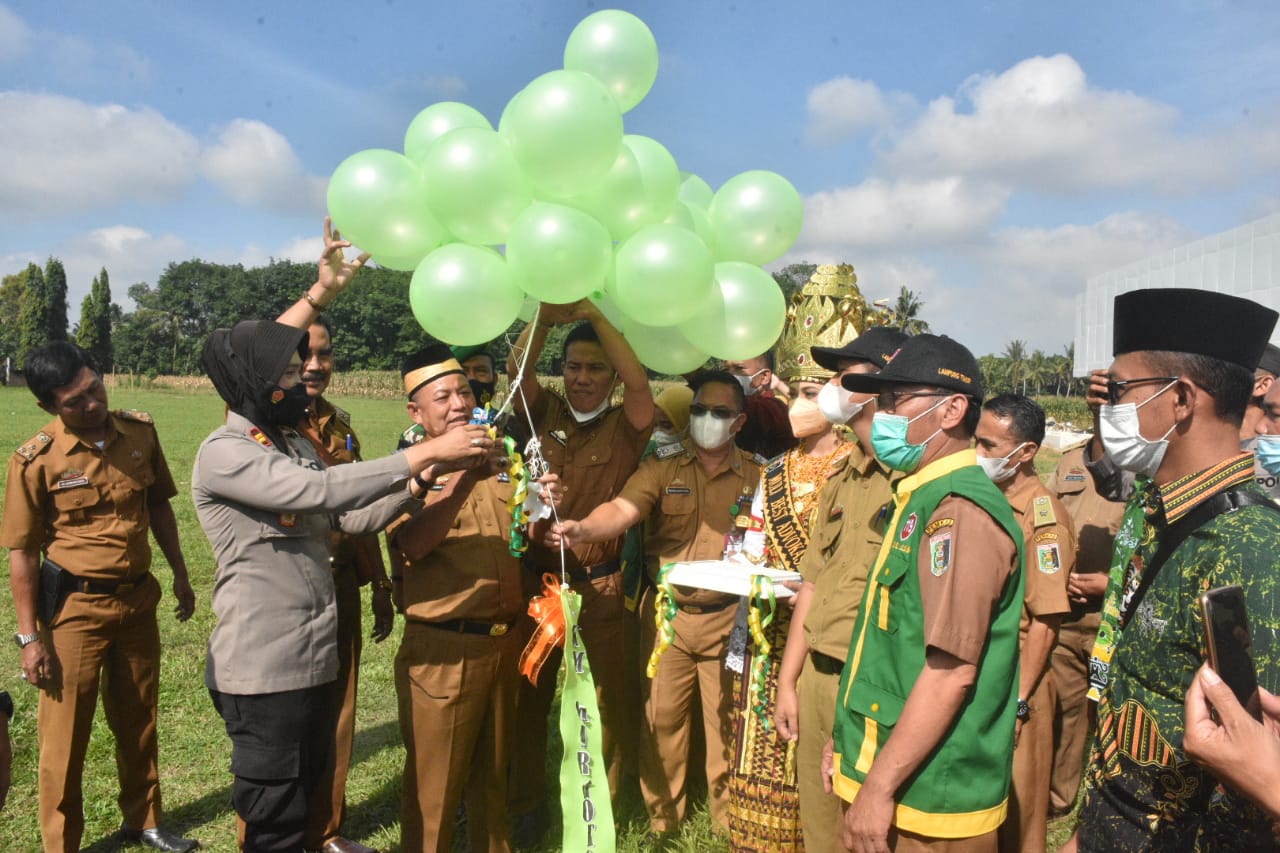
[0,383,1079,852]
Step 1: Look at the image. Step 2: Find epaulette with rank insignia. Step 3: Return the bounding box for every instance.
[14,431,54,463]
[1032,494,1057,528]
[333,405,352,427]
[115,409,154,424]
[654,441,686,460]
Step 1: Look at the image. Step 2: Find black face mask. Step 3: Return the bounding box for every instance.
[470,379,496,407]
[261,383,311,427]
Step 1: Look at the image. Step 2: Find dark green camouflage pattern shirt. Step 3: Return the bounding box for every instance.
[1079,453,1280,851]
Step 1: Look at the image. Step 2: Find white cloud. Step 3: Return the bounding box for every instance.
[0,92,199,217]
[238,235,323,269]
[806,77,903,143]
[200,119,327,216]
[0,5,30,62]
[880,54,1280,195]
[799,177,1010,250]
[48,33,152,86]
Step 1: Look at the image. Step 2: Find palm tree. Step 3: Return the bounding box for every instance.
[887,286,930,335]
[1003,340,1027,395]
[1027,350,1052,395]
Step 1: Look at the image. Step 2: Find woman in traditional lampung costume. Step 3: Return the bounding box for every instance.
[725,265,868,852]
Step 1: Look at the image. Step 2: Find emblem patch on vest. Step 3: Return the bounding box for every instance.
[929,532,952,576]
[899,512,918,541]
[1037,542,1062,574]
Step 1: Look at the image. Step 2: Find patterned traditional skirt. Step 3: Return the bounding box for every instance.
[727,607,804,852]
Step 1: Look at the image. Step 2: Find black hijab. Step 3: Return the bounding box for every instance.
[202,320,309,449]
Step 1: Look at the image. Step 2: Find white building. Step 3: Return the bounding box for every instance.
[1074,212,1280,374]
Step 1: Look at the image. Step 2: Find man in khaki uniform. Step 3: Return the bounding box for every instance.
[2,342,197,853]
[505,301,654,841]
[772,327,906,852]
[975,394,1075,853]
[1044,444,1123,815]
[388,344,553,853]
[549,371,761,835]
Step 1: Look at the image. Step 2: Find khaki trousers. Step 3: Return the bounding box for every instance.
[798,655,845,853]
[1049,613,1099,813]
[305,565,362,848]
[638,590,736,833]
[890,827,998,852]
[38,575,164,853]
[999,672,1057,853]
[396,621,519,853]
[509,570,633,814]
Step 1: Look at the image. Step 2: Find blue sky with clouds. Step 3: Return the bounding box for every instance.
[2,0,1278,356]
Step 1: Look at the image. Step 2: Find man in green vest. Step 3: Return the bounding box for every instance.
[823,334,1024,852]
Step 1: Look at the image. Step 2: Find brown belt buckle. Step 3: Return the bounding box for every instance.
[489,623,509,637]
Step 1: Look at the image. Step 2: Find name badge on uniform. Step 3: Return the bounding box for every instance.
[55,470,89,490]
[665,486,691,495]
[550,429,568,446]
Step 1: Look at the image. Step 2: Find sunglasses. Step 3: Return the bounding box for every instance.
[690,403,740,420]
[1104,377,1179,406]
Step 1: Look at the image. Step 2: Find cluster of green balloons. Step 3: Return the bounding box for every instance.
[326,9,802,366]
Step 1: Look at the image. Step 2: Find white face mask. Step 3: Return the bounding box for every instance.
[568,396,611,424]
[734,369,765,397]
[817,381,867,425]
[652,428,681,448]
[977,442,1028,484]
[1099,380,1179,478]
[689,412,734,450]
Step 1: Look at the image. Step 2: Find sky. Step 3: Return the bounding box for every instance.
[2,0,1278,357]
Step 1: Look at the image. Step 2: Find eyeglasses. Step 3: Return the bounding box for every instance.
[1105,377,1179,406]
[874,390,950,412]
[690,403,740,420]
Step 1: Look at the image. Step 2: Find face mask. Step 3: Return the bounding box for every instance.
[1255,434,1280,476]
[817,381,867,425]
[735,369,765,397]
[568,396,611,424]
[689,412,734,450]
[1098,380,1178,478]
[262,383,310,427]
[869,398,947,473]
[652,429,681,448]
[788,396,830,438]
[977,442,1028,484]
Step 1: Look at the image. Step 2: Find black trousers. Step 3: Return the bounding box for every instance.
[210,685,338,853]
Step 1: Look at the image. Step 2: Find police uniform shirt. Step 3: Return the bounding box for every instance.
[617,445,762,607]
[796,443,895,662]
[2,411,176,579]
[1004,475,1075,635]
[387,473,525,624]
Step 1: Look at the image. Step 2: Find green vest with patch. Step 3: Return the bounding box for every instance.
[832,450,1024,838]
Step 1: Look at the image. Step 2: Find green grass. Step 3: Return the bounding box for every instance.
[0,384,1082,852]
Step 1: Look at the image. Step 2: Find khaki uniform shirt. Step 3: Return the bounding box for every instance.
[1004,475,1075,637]
[388,473,525,624]
[618,445,761,607]
[1045,446,1123,618]
[796,442,896,661]
[524,389,650,572]
[2,411,176,580]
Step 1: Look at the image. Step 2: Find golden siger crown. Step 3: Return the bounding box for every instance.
[775,264,880,383]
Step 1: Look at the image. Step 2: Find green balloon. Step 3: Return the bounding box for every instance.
[678,261,786,360]
[500,70,623,198]
[404,102,492,164]
[409,244,524,346]
[614,224,714,327]
[707,170,804,265]
[326,148,448,269]
[678,172,714,210]
[566,134,678,241]
[420,127,532,245]
[506,202,612,304]
[620,316,708,375]
[562,9,659,114]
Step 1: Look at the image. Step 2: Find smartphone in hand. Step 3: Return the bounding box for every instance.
[1199,584,1263,721]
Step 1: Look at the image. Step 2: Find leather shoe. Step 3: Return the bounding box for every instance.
[321,839,380,853]
[117,826,200,852]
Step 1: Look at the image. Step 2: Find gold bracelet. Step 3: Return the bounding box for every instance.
[303,291,328,313]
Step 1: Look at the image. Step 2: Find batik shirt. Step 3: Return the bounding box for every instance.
[1078,453,1280,852]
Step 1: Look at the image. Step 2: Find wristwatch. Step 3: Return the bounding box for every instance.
[1016,698,1031,722]
[13,631,39,649]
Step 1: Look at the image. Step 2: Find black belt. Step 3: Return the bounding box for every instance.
[565,558,622,584]
[417,618,513,637]
[810,650,844,676]
[68,572,150,596]
[677,598,735,615]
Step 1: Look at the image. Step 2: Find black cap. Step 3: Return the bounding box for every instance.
[811,326,910,372]
[401,343,464,399]
[841,334,983,399]
[1113,288,1278,370]
[1258,343,1280,376]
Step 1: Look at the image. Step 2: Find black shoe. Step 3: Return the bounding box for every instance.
[118,826,200,853]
